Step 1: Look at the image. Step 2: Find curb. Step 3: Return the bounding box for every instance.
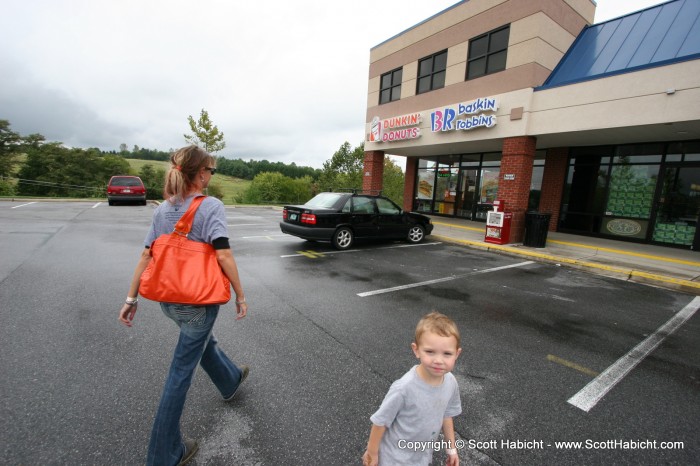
[432,234,700,295]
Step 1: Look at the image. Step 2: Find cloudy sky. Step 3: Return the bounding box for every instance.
[1,0,665,168]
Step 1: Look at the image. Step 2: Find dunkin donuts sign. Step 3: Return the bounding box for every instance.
[369,112,421,143]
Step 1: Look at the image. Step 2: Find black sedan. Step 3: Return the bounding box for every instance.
[279,192,433,250]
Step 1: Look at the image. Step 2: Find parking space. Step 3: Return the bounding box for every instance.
[237,206,699,465]
[0,201,698,464]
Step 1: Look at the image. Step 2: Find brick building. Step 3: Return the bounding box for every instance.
[363,0,700,248]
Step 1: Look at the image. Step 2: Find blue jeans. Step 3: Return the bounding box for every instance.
[146,303,244,466]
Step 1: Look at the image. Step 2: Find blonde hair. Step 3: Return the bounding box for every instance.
[414,311,461,349]
[163,145,215,201]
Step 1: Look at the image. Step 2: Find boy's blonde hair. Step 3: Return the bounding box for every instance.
[414,311,461,349]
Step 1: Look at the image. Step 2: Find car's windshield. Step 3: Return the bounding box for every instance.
[305,193,344,209]
[111,177,142,187]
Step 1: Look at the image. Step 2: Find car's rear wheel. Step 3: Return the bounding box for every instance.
[407,225,425,244]
[332,227,354,250]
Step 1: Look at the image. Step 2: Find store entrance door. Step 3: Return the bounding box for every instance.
[652,165,700,249]
[455,169,477,218]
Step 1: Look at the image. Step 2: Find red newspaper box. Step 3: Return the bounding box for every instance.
[484,200,512,245]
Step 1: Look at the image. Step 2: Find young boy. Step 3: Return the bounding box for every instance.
[363,311,462,466]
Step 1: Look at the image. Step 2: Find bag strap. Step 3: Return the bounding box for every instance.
[173,195,206,236]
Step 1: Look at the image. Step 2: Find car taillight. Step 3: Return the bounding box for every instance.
[301,213,316,225]
[282,209,288,220]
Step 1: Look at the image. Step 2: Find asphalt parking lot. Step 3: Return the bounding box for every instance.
[0,200,698,465]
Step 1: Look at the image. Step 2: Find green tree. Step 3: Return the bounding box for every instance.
[138,164,166,200]
[381,157,405,206]
[101,154,131,178]
[243,172,313,204]
[318,141,365,192]
[18,144,93,197]
[184,109,226,153]
[0,120,22,178]
[16,144,128,198]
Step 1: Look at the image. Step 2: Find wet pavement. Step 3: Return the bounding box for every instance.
[429,216,700,295]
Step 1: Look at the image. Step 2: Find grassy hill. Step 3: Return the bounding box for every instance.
[126,158,251,204]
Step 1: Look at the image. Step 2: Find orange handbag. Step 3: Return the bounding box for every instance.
[139,196,231,305]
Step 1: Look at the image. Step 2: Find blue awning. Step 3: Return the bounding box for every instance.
[537,0,700,90]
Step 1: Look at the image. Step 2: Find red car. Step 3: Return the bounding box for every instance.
[107,176,147,206]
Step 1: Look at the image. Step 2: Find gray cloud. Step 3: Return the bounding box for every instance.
[1,0,656,167]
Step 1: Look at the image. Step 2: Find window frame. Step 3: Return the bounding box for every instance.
[379,67,403,105]
[416,49,448,95]
[467,25,510,80]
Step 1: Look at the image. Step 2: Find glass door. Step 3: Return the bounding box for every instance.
[456,169,477,218]
[435,166,459,215]
[652,166,700,248]
[476,168,500,220]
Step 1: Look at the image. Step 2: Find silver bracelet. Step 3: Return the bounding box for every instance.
[235,299,246,305]
[125,297,138,305]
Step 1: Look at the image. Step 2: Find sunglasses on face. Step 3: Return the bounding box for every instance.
[205,167,217,175]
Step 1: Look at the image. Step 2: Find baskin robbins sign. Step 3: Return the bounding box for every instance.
[431,97,498,132]
[369,112,422,143]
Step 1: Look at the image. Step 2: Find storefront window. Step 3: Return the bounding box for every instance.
[414,153,501,220]
[415,170,435,212]
[615,143,663,163]
[652,166,700,246]
[600,164,657,239]
[561,150,612,233]
[419,158,437,169]
[435,161,459,215]
[482,152,500,166]
[475,168,500,219]
[606,165,657,219]
[561,142,700,248]
[683,141,700,161]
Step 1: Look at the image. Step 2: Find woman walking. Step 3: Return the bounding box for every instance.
[118,145,249,466]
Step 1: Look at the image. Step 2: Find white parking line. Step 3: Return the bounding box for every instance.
[11,202,37,209]
[568,296,700,412]
[357,261,534,297]
[92,202,101,208]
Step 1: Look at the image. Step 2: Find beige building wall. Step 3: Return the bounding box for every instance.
[365,0,700,156]
[529,60,700,148]
[366,0,593,126]
[366,59,700,156]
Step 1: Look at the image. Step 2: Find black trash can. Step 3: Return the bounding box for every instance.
[523,212,551,247]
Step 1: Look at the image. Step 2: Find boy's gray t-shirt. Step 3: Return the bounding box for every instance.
[370,365,462,466]
[144,195,228,247]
